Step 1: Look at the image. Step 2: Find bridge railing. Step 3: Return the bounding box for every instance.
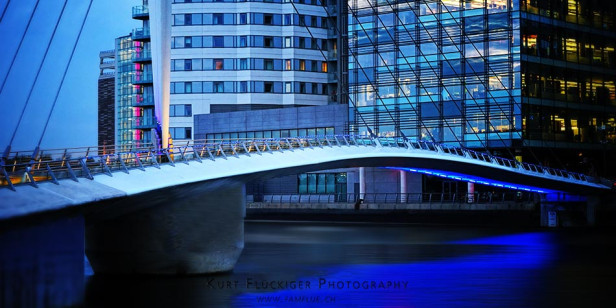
[249,192,541,205]
[0,135,605,191]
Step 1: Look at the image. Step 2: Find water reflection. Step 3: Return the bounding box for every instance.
[234,231,555,307]
[84,222,616,307]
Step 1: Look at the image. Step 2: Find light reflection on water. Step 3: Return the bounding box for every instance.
[234,231,555,307]
[84,222,616,307]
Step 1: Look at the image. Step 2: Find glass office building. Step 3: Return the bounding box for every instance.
[348,0,521,148]
[347,0,615,175]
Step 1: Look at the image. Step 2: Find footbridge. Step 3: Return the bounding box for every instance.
[0,135,611,274]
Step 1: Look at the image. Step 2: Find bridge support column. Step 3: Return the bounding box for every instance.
[359,167,366,200]
[586,195,599,226]
[400,170,407,203]
[86,182,245,275]
[540,201,558,227]
[467,182,475,203]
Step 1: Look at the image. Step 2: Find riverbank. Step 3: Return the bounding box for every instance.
[245,208,541,227]
[246,201,616,227]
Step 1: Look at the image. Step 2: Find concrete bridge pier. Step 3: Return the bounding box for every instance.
[540,194,602,227]
[85,182,245,275]
[586,195,599,226]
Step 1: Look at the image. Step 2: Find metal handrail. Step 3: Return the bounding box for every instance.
[0,135,603,191]
[249,192,542,205]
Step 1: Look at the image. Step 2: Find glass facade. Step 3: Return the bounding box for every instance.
[348,0,520,149]
[115,35,137,146]
[520,0,616,146]
[116,0,157,148]
[345,0,616,174]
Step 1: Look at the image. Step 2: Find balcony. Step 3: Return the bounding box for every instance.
[131,94,154,107]
[133,73,153,85]
[132,5,149,19]
[99,49,114,58]
[132,27,150,41]
[133,50,152,63]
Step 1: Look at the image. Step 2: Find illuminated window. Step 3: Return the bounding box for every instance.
[285,59,292,70]
[321,62,328,72]
[299,60,305,71]
[214,59,223,70]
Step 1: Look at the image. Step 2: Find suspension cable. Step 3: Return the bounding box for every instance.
[37,0,94,149]
[6,0,69,151]
[0,0,10,24]
[0,0,40,97]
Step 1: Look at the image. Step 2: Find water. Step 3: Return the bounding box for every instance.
[84,221,616,307]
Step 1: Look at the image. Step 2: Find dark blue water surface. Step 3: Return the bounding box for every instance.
[84,221,616,307]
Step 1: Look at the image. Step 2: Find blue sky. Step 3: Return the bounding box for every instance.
[0,0,139,152]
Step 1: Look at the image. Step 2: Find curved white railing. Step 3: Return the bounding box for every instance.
[0,135,610,191]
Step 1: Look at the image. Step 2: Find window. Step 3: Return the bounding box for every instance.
[298,172,344,194]
[264,59,274,70]
[170,104,192,117]
[185,37,192,48]
[185,14,192,25]
[285,37,292,48]
[285,82,292,93]
[214,59,224,70]
[170,127,192,140]
[321,62,328,72]
[264,36,273,47]
[284,14,292,25]
[285,59,292,70]
[213,13,223,25]
[264,82,274,93]
[214,81,223,93]
[174,14,185,26]
[311,61,317,72]
[184,82,192,93]
[300,82,306,93]
[239,58,248,69]
[239,36,247,47]
[240,81,248,92]
[299,60,306,71]
[264,14,273,25]
[213,36,224,47]
[184,59,192,70]
[311,16,317,27]
[239,13,247,24]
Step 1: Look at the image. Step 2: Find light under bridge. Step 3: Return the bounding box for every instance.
[0,135,611,274]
